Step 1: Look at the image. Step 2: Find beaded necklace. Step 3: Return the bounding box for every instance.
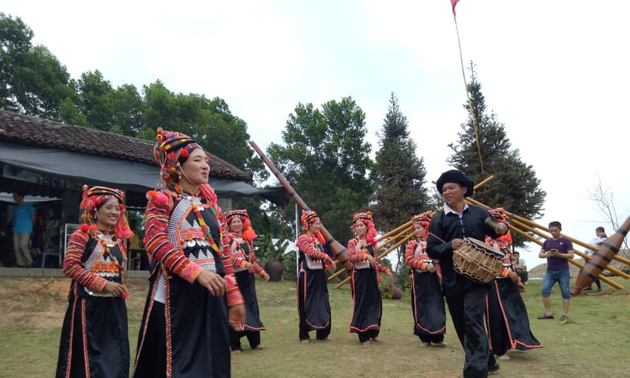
[174,184,220,253]
[94,229,127,272]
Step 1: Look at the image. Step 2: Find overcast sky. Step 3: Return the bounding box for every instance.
[5,0,630,265]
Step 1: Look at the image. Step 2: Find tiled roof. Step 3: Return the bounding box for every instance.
[0,109,252,181]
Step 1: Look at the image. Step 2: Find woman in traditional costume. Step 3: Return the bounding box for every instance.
[296,210,336,343]
[404,211,447,347]
[347,211,392,346]
[484,208,542,360]
[133,128,245,378]
[225,209,269,353]
[56,185,133,378]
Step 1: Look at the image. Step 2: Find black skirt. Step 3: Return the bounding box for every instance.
[411,271,446,336]
[56,285,129,378]
[349,268,382,334]
[133,273,231,378]
[486,278,542,356]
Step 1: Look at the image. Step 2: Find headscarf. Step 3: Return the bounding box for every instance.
[435,169,474,197]
[79,185,133,239]
[148,127,218,206]
[488,208,513,247]
[352,211,377,245]
[225,209,257,241]
[412,210,433,239]
[300,210,325,244]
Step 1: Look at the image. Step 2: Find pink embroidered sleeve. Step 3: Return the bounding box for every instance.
[144,194,203,284]
[347,239,368,262]
[220,234,244,306]
[296,235,328,259]
[405,240,424,270]
[62,231,108,292]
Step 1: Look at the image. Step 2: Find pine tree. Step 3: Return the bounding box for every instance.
[448,62,546,246]
[372,93,430,269]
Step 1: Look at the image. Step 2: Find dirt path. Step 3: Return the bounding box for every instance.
[0,277,150,329]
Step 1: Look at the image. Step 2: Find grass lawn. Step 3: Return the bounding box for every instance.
[0,275,629,378]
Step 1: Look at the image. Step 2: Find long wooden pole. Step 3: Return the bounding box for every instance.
[508,225,623,290]
[375,221,413,244]
[249,141,353,272]
[334,223,413,264]
[507,216,630,279]
[328,225,412,281]
[573,216,630,295]
[466,197,630,266]
[467,196,630,266]
[335,232,414,289]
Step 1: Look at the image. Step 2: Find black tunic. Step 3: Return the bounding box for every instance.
[486,278,542,356]
[134,195,230,378]
[56,235,129,378]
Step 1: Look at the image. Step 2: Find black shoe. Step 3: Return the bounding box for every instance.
[537,314,554,319]
[489,362,500,374]
[584,286,593,291]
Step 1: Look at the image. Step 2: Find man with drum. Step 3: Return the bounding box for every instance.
[427,170,508,378]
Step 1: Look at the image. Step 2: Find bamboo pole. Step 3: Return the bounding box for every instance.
[507,217,630,279]
[375,221,413,244]
[329,225,413,281]
[473,175,495,192]
[509,225,623,290]
[467,196,630,267]
[335,223,413,264]
[334,232,414,289]
[466,197,630,280]
[249,141,353,272]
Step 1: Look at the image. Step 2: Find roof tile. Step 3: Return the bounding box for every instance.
[0,110,251,181]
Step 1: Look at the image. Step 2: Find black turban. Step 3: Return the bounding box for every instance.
[436,170,474,197]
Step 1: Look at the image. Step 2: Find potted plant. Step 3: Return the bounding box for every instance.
[259,233,291,282]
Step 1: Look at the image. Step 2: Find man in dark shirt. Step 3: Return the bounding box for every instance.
[427,170,508,378]
[537,221,574,324]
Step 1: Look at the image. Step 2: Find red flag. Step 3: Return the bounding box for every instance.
[451,0,460,16]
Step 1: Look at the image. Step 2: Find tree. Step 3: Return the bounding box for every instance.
[588,176,629,251]
[0,13,74,120]
[75,70,115,131]
[267,97,375,240]
[111,84,144,136]
[447,62,546,247]
[371,93,430,270]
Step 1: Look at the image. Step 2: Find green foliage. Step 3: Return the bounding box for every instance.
[257,232,291,264]
[1,13,267,182]
[448,62,546,247]
[267,97,375,239]
[0,13,74,120]
[75,70,115,131]
[372,93,431,270]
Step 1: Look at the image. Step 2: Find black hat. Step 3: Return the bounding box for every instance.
[436,170,474,197]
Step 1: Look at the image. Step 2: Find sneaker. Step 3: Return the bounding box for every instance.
[559,315,569,324]
[537,314,554,320]
[596,288,603,293]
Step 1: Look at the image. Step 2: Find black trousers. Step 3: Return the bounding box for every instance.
[446,285,496,378]
[230,329,261,351]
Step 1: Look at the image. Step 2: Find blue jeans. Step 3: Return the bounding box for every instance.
[541,270,571,299]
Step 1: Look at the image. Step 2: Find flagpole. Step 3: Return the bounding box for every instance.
[451,0,485,173]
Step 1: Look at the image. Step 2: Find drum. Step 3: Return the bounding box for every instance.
[453,237,504,284]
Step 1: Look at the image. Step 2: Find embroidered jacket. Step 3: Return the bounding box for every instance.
[347,237,390,273]
[228,233,266,277]
[63,230,125,294]
[144,189,243,306]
